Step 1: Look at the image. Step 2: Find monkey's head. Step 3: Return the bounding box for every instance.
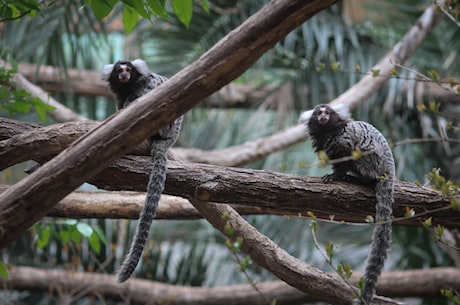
[101,59,150,87]
[299,104,350,135]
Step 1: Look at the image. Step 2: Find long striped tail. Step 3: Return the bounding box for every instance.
[116,144,168,282]
[358,178,393,304]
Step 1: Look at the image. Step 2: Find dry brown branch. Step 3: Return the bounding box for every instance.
[2,266,459,304]
[0,175,454,227]
[0,119,151,171]
[17,62,110,97]
[0,117,455,226]
[331,4,444,109]
[19,62,278,108]
[1,266,313,305]
[86,157,456,228]
[0,117,303,168]
[189,198,388,304]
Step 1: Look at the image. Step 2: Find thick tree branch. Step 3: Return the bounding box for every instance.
[1,266,313,305]
[0,0,339,249]
[86,158,455,228]
[0,117,303,168]
[0,118,151,171]
[2,266,459,305]
[15,153,451,228]
[189,198,390,304]
[19,62,278,108]
[0,178,453,227]
[0,118,454,226]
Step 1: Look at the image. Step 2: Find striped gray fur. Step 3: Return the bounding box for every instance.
[304,104,394,305]
[102,59,183,282]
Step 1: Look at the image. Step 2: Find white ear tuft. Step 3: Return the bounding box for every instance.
[299,109,314,124]
[331,103,351,120]
[131,59,150,76]
[101,64,114,81]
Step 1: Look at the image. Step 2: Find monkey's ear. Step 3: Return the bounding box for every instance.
[131,59,150,76]
[299,109,314,125]
[331,103,351,121]
[101,64,114,81]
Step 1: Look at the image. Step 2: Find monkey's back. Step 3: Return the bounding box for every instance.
[326,121,395,181]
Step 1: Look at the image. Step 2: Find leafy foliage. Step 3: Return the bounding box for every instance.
[87,0,208,32]
[0,58,54,121]
[0,0,41,22]
[35,219,107,255]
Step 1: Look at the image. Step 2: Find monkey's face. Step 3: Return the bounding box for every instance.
[314,106,332,125]
[115,63,134,83]
[307,104,346,135]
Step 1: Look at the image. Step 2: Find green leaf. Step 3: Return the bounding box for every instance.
[224,222,235,236]
[89,0,116,20]
[123,0,150,19]
[70,227,82,243]
[172,0,193,28]
[148,0,168,19]
[37,226,51,249]
[59,228,71,244]
[11,100,30,113]
[88,232,101,254]
[0,261,8,279]
[200,0,209,13]
[94,226,108,245]
[76,222,93,237]
[325,240,334,261]
[122,4,139,34]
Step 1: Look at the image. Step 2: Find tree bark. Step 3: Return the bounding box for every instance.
[0,0,341,249]
[2,266,459,305]
[0,118,151,171]
[87,157,456,228]
[19,62,279,108]
[0,163,454,225]
[1,117,455,226]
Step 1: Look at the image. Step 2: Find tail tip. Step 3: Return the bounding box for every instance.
[117,272,128,283]
[116,264,133,283]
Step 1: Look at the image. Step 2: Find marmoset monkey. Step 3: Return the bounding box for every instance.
[102,59,183,282]
[300,104,394,305]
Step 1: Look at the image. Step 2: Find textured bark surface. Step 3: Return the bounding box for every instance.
[83,157,455,227]
[0,166,453,226]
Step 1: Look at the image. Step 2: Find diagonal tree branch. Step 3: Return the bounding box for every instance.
[189,197,390,304]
